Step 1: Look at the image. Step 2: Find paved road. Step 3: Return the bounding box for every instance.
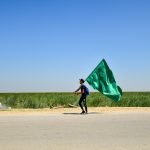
[0,112,150,150]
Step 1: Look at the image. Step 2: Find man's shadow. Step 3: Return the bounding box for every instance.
[63,112,103,115]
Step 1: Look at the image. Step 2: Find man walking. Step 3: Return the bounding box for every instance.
[75,79,89,114]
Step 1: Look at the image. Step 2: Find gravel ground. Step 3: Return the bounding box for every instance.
[0,108,150,150]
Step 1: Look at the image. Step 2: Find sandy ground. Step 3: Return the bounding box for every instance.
[0,107,150,116]
[0,107,150,150]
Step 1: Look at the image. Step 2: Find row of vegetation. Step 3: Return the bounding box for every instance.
[0,92,150,109]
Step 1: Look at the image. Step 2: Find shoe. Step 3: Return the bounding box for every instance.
[80,110,85,114]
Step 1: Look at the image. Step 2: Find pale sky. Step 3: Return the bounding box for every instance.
[0,0,150,92]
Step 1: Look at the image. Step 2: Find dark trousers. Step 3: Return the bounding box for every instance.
[79,94,87,112]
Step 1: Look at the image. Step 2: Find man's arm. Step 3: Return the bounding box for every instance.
[74,86,81,92]
[74,86,84,95]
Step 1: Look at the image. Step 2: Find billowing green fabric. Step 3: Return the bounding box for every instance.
[86,59,122,102]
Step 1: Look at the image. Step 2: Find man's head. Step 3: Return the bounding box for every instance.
[79,79,85,84]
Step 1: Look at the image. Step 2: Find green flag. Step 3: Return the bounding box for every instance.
[86,59,122,102]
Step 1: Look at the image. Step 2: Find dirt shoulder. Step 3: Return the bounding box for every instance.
[0,107,150,116]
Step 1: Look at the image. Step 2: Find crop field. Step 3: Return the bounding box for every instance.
[0,92,150,109]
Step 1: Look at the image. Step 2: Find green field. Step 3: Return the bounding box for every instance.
[0,92,150,108]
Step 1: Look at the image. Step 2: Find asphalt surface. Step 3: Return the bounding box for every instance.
[0,112,150,150]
